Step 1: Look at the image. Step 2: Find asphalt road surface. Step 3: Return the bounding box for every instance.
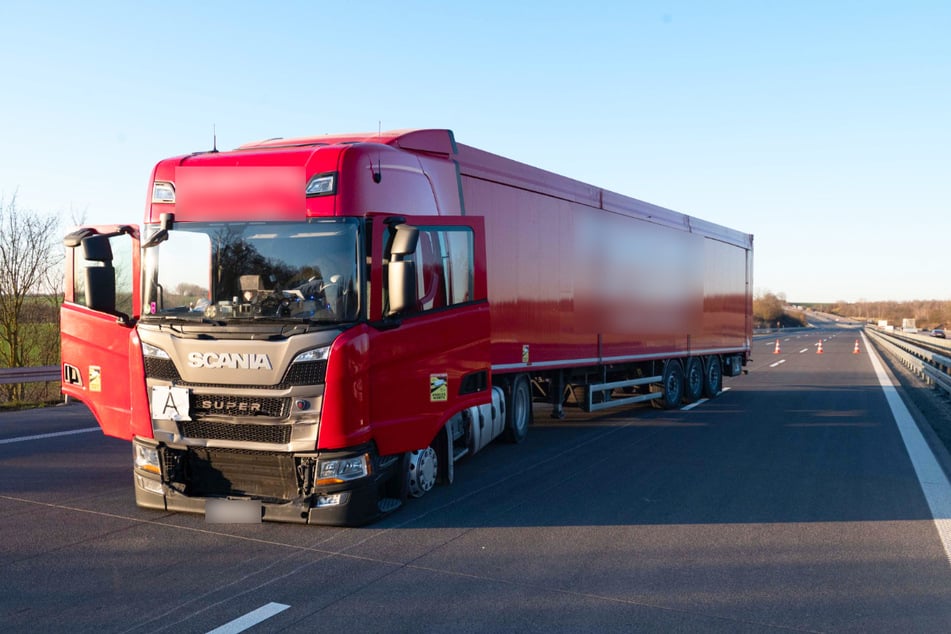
[2,323,951,632]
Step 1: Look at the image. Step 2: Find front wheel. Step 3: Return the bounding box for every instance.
[503,374,531,443]
[407,446,438,498]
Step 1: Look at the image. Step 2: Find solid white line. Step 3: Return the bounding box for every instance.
[681,386,732,411]
[681,398,708,411]
[863,332,951,568]
[206,603,290,634]
[0,427,100,445]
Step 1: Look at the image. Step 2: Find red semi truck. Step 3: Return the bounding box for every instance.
[61,129,752,525]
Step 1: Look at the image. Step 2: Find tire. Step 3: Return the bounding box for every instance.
[683,357,704,403]
[503,374,531,443]
[702,356,723,398]
[652,359,684,409]
[407,446,438,498]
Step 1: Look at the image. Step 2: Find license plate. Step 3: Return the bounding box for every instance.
[206,498,262,524]
[150,385,191,421]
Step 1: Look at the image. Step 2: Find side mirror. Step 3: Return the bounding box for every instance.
[63,228,97,248]
[143,213,175,249]
[82,234,114,263]
[387,261,417,316]
[389,223,419,257]
[142,229,168,249]
[386,224,419,317]
[80,235,117,314]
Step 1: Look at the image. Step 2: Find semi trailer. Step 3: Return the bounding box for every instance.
[61,128,753,525]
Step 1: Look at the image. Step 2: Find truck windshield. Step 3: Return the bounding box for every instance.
[142,219,361,324]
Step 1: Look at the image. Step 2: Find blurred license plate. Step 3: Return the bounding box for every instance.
[206,498,262,524]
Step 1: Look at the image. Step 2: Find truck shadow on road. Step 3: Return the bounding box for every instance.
[379,383,945,529]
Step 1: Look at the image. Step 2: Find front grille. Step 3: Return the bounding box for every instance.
[176,447,299,500]
[191,395,289,418]
[178,420,292,445]
[144,357,180,382]
[283,360,327,385]
[144,357,327,388]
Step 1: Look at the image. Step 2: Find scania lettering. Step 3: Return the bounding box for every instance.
[187,352,273,370]
[60,129,753,525]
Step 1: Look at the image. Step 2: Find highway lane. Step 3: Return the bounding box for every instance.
[2,328,951,632]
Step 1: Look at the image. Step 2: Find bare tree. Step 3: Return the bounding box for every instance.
[0,192,62,401]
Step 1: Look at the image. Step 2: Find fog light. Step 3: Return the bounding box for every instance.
[316,492,350,507]
[135,473,164,495]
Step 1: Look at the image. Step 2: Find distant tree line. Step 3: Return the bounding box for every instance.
[760,295,951,331]
[828,299,951,330]
[754,291,808,329]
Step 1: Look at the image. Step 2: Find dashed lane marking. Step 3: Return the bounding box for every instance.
[206,603,290,634]
[0,427,100,445]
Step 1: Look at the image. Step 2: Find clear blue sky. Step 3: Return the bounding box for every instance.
[1,1,948,303]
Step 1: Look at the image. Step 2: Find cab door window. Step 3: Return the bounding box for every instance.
[384,226,474,316]
[414,227,473,313]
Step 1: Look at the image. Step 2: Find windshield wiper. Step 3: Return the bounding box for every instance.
[147,314,226,326]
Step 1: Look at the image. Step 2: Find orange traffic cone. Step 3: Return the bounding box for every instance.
[774,339,781,354]
[816,339,824,354]
[853,340,860,354]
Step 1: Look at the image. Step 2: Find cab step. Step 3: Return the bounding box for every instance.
[377,497,403,514]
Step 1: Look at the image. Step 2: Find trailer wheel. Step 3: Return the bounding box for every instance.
[503,374,531,443]
[683,357,704,403]
[653,359,684,409]
[702,356,722,398]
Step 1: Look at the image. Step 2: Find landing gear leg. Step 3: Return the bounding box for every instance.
[550,371,566,420]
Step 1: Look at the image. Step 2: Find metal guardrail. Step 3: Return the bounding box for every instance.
[0,366,60,385]
[866,328,951,396]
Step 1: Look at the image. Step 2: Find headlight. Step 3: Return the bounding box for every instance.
[142,342,171,359]
[292,346,330,364]
[152,181,176,203]
[134,443,161,475]
[315,454,370,485]
[305,173,336,196]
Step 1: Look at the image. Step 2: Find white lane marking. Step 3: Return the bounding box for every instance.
[799,348,809,353]
[681,398,708,411]
[769,359,786,368]
[206,603,290,634]
[863,332,951,568]
[681,387,731,411]
[0,427,100,445]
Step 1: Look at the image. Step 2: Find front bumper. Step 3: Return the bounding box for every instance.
[132,437,399,526]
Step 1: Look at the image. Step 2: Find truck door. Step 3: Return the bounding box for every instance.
[61,226,147,440]
[367,215,491,453]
